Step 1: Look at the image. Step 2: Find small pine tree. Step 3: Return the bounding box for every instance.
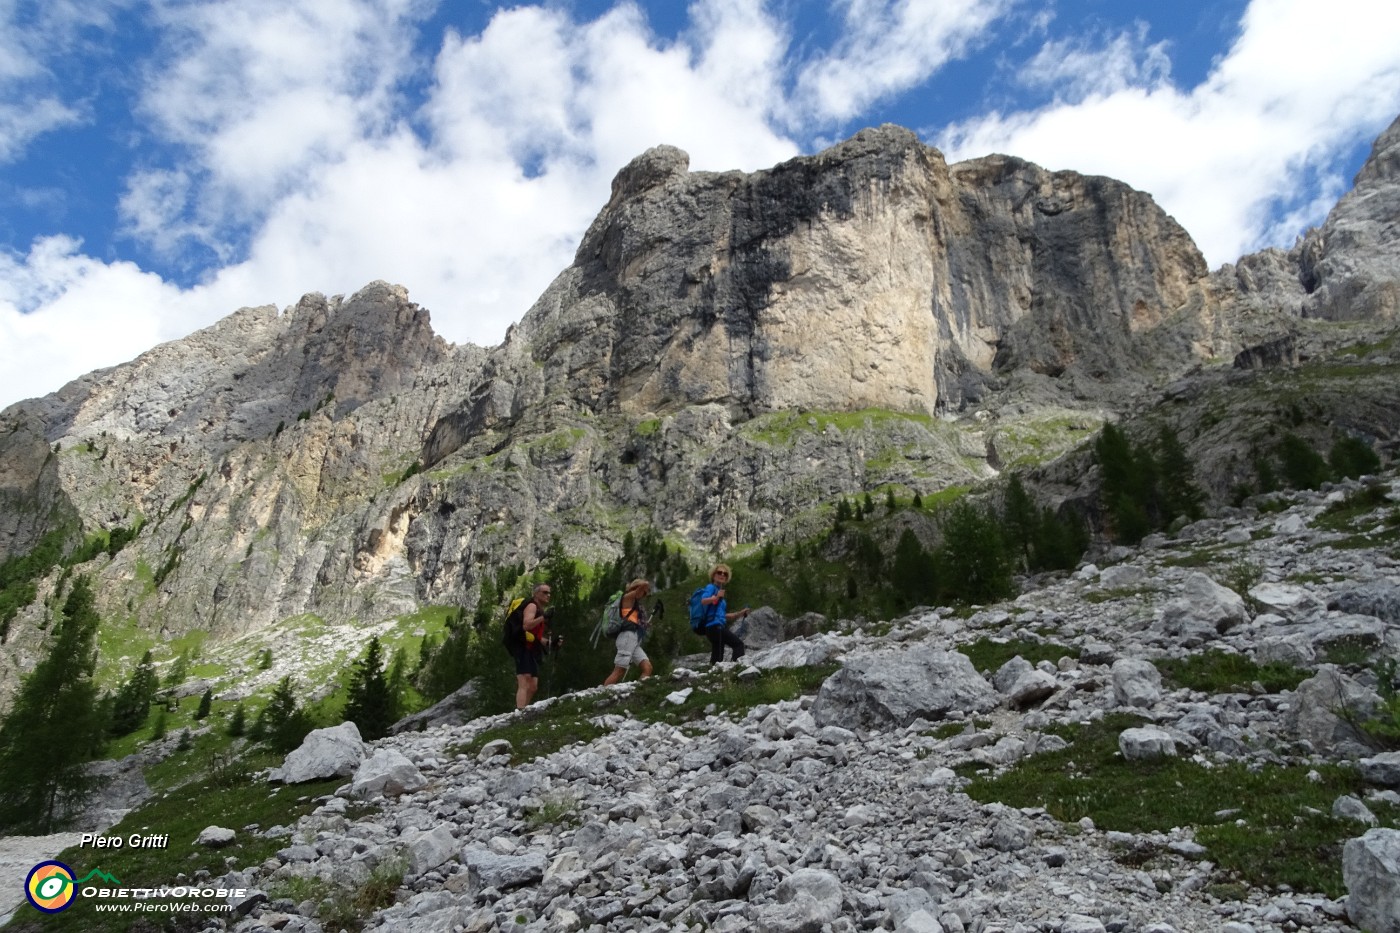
[195,688,213,721]
[228,702,246,737]
[1278,433,1330,490]
[1001,475,1038,571]
[108,649,158,737]
[891,529,936,606]
[861,492,875,517]
[150,709,168,741]
[1155,425,1205,524]
[255,677,312,753]
[343,637,396,741]
[1330,434,1381,480]
[886,488,898,513]
[164,650,190,688]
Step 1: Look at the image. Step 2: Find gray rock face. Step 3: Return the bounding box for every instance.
[1343,828,1400,933]
[1301,114,1400,322]
[276,721,367,784]
[811,644,1000,728]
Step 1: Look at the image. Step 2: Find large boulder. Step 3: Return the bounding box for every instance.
[811,644,999,729]
[1284,665,1385,757]
[754,868,844,933]
[1157,573,1249,642]
[391,681,478,734]
[1329,582,1400,625]
[1111,658,1162,709]
[274,721,367,784]
[351,748,428,798]
[463,847,546,891]
[1344,828,1400,933]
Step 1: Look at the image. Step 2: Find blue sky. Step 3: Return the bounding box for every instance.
[2,0,1399,411]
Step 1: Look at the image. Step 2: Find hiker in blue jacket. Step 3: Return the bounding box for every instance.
[699,563,750,664]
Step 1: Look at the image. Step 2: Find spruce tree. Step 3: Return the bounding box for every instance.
[109,649,157,736]
[0,575,107,832]
[1278,433,1330,490]
[935,501,1013,604]
[255,676,312,752]
[195,688,213,721]
[891,529,936,606]
[1001,475,1038,571]
[344,637,396,740]
[1155,425,1204,524]
[1330,434,1381,479]
[228,702,246,737]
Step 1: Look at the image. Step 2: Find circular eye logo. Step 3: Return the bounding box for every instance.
[25,861,76,913]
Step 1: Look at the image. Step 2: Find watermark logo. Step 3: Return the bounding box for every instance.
[24,861,77,913]
[24,863,123,913]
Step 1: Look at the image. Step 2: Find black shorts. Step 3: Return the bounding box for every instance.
[514,648,540,677]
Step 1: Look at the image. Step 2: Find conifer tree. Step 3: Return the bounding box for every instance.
[255,676,312,752]
[344,637,396,740]
[109,649,157,736]
[228,702,246,737]
[1278,433,1330,490]
[1001,475,1038,570]
[0,575,107,832]
[935,501,1013,604]
[1330,434,1381,479]
[195,688,213,721]
[891,529,936,606]
[1155,425,1205,524]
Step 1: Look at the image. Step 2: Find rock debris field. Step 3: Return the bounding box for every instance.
[47,480,1400,932]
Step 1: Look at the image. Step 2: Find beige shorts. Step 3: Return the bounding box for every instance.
[613,629,649,668]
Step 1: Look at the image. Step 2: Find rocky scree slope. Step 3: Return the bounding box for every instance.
[160,470,1400,933]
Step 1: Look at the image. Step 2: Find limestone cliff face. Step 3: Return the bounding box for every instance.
[427,127,1213,467]
[2,119,1399,705]
[1300,114,1400,321]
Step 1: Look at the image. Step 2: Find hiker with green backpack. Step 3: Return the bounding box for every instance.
[602,579,655,686]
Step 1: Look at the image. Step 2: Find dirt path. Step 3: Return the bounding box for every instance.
[0,832,83,924]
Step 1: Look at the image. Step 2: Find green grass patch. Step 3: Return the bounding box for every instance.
[1155,650,1308,694]
[962,713,1399,897]
[1314,484,1394,533]
[1159,544,1237,568]
[958,636,1078,674]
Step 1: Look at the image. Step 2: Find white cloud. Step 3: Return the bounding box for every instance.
[792,0,1014,123]
[0,237,185,407]
[1,0,801,410]
[937,0,1400,267]
[1018,22,1172,99]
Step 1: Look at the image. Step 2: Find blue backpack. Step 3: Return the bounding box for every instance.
[688,587,710,632]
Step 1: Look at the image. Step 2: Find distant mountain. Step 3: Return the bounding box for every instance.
[1,113,1398,714]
